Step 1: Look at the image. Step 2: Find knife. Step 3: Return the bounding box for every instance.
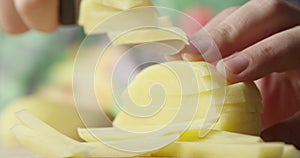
[59,0,81,25]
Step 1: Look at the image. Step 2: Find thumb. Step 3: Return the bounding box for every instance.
[216,26,300,83]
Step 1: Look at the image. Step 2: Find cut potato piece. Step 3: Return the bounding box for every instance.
[79,127,151,142]
[113,108,181,131]
[113,109,208,133]
[14,110,83,145]
[180,129,263,143]
[179,142,284,158]
[99,0,152,10]
[13,110,134,157]
[79,0,120,32]
[12,110,179,157]
[108,27,188,45]
[199,82,262,105]
[12,125,141,158]
[107,27,188,55]
[0,95,96,147]
[153,130,263,157]
[82,142,138,158]
[121,85,262,118]
[79,1,159,34]
[119,93,261,129]
[125,61,227,99]
[133,61,224,85]
[196,81,261,106]
[79,120,204,142]
[12,125,86,158]
[222,101,263,113]
[214,112,262,135]
[282,145,300,158]
[223,82,262,104]
[115,61,262,136]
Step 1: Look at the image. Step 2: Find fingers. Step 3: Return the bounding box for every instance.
[216,26,300,83]
[205,6,239,31]
[261,112,300,149]
[0,0,59,34]
[183,0,300,62]
[0,0,29,34]
[175,7,239,61]
[14,0,59,33]
[207,0,300,60]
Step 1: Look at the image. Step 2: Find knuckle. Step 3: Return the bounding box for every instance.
[222,6,239,14]
[258,44,275,58]
[251,0,287,12]
[213,22,236,44]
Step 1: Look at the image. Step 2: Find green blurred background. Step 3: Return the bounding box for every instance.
[0,0,248,112]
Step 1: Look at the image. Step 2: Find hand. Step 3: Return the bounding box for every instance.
[0,0,59,34]
[258,70,300,148]
[168,0,300,148]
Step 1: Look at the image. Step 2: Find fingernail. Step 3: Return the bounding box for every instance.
[181,53,200,61]
[181,53,191,61]
[223,54,249,75]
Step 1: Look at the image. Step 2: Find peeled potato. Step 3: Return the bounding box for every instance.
[114,61,262,136]
[125,61,227,98]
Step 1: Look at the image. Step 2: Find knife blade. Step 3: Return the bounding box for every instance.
[59,0,81,25]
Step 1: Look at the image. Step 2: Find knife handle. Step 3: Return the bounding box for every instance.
[59,0,81,25]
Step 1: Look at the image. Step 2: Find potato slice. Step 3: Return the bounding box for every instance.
[122,71,261,111]
[125,61,226,99]
[115,61,262,137]
[79,120,204,142]
[99,0,152,10]
[178,142,284,158]
[12,125,87,158]
[14,110,81,145]
[0,95,96,147]
[79,127,151,142]
[79,0,120,32]
[214,112,262,135]
[12,110,179,157]
[12,124,143,158]
[153,130,263,157]
[79,1,159,34]
[119,93,262,129]
[180,129,263,143]
[107,27,188,55]
[223,82,262,104]
[107,27,188,45]
[282,145,300,158]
